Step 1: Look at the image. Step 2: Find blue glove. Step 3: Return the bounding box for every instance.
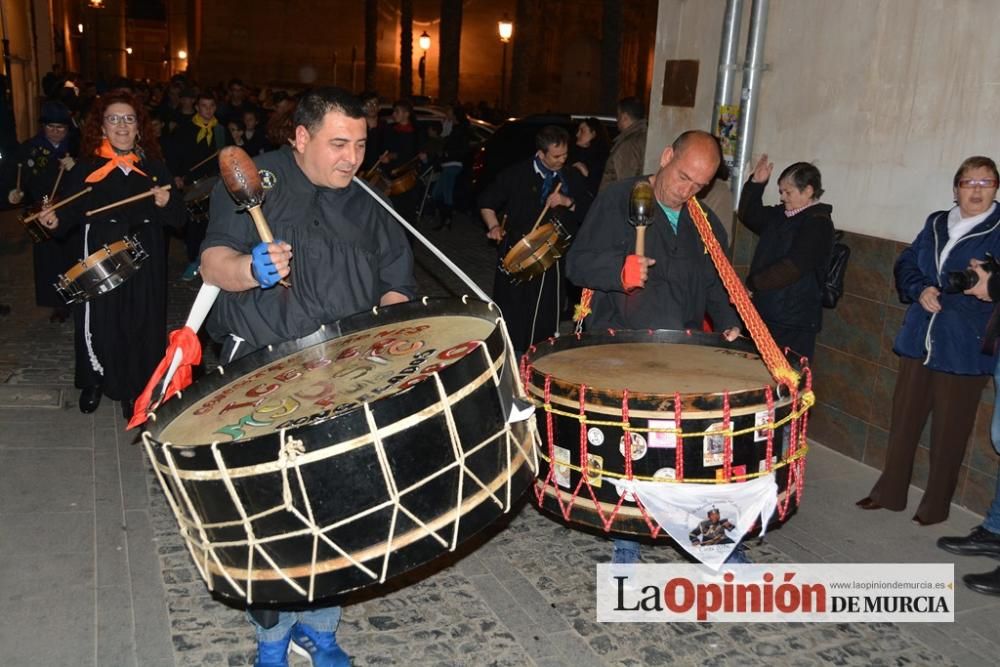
[250,241,283,289]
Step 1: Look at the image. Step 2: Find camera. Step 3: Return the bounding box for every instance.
[942,253,1000,293]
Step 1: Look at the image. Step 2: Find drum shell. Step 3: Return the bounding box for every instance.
[55,236,147,304]
[143,299,536,605]
[183,176,218,224]
[20,216,50,243]
[501,222,571,282]
[525,330,802,538]
[387,169,418,196]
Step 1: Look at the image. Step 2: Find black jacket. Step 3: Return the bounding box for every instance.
[739,180,834,332]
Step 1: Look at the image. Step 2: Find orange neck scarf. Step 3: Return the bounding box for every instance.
[85,138,148,183]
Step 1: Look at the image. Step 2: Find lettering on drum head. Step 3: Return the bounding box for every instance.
[157,316,496,445]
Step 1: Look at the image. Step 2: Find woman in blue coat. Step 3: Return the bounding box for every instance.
[858,156,1000,525]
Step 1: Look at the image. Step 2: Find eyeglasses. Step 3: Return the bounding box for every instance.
[958,178,998,189]
[44,123,68,131]
[104,113,137,125]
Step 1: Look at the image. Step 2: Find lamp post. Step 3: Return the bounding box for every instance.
[497,15,513,112]
[418,31,431,97]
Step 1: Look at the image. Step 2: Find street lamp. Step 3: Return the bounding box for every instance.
[418,31,431,97]
[498,15,513,111]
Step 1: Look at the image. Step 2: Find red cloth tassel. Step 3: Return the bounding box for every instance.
[127,326,202,430]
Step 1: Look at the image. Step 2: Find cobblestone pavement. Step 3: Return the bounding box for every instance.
[0,207,969,665]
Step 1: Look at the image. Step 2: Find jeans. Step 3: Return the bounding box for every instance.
[611,538,751,563]
[248,606,342,643]
[432,165,461,208]
[983,358,1000,534]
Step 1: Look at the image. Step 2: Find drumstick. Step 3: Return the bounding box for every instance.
[21,186,93,223]
[498,213,508,238]
[218,146,291,288]
[49,165,65,200]
[362,151,389,180]
[187,150,220,175]
[390,154,420,176]
[529,182,562,233]
[85,185,171,217]
[15,163,21,192]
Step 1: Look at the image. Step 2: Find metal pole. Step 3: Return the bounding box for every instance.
[499,41,507,110]
[732,0,768,207]
[710,0,743,134]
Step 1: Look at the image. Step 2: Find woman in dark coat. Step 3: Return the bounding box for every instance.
[569,117,610,205]
[39,90,183,418]
[738,156,835,360]
[858,155,1000,525]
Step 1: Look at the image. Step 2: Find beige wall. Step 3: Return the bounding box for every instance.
[649,0,1000,243]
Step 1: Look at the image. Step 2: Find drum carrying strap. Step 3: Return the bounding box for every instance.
[610,474,778,571]
[82,223,104,376]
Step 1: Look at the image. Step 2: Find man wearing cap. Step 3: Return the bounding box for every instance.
[8,100,79,322]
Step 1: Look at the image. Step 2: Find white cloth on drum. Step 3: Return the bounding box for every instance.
[610,474,777,570]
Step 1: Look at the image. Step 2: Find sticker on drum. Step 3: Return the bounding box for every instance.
[616,483,636,503]
[716,464,747,481]
[619,432,647,461]
[758,456,777,473]
[652,467,676,481]
[647,419,676,449]
[585,453,603,488]
[553,445,571,488]
[587,427,604,446]
[753,410,770,442]
[703,422,727,467]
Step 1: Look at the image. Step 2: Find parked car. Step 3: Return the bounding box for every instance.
[470,113,617,200]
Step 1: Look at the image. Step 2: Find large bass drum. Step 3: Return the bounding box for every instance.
[141,298,536,605]
[524,329,808,539]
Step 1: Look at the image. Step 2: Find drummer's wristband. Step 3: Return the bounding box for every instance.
[250,241,281,289]
[622,254,644,292]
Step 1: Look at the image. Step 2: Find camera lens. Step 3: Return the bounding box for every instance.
[943,269,979,293]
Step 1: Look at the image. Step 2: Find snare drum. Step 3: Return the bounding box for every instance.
[183,175,219,223]
[524,329,809,539]
[55,236,148,304]
[501,219,571,283]
[387,169,418,196]
[141,298,537,604]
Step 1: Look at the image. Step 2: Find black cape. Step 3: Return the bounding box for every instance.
[478,158,592,352]
[54,155,183,400]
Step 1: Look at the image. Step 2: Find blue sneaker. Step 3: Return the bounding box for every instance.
[254,631,292,667]
[289,623,350,666]
[180,261,199,281]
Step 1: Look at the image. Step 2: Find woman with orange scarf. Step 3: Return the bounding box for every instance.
[38,90,183,418]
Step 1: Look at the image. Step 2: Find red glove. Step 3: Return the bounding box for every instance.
[621,254,645,292]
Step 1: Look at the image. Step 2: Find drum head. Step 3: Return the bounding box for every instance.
[158,308,499,445]
[143,298,537,605]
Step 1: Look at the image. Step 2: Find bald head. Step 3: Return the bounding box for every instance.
[653,130,722,209]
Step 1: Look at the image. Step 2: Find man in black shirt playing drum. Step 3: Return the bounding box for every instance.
[200,87,415,667]
[480,125,591,354]
[566,129,744,566]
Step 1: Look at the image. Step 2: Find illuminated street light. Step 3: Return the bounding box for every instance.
[178,50,187,60]
[418,31,431,97]
[498,15,514,110]
[125,46,133,55]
